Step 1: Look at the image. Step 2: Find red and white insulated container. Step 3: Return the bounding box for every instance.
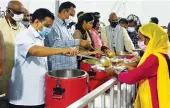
[80,59,111,92]
[45,69,88,108]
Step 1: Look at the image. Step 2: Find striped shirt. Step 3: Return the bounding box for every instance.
[45,16,80,70]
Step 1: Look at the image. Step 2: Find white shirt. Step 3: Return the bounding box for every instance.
[9,25,48,105]
[101,25,135,53]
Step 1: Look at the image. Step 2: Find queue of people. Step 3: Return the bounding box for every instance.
[0,0,170,108]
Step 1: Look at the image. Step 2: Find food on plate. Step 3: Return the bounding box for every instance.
[95,53,105,58]
[106,52,115,58]
[100,56,112,68]
[102,60,111,68]
[83,59,100,64]
[110,58,123,63]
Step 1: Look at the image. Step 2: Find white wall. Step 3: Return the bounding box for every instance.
[60,0,126,25]
[125,1,170,26]
[0,0,55,17]
[60,0,170,26]
[0,0,170,26]
[23,0,55,13]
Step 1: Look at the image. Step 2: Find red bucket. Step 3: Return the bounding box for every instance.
[45,69,88,108]
[80,59,111,92]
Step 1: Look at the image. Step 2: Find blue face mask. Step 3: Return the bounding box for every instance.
[21,21,30,28]
[38,26,51,37]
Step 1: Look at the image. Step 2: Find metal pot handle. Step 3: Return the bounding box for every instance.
[52,79,65,99]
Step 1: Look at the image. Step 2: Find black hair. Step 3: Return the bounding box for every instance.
[119,18,128,25]
[93,12,100,19]
[167,22,170,31]
[32,8,54,23]
[94,12,100,15]
[136,24,141,32]
[76,13,94,45]
[77,11,84,18]
[92,18,99,28]
[76,13,94,35]
[128,19,137,26]
[150,17,159,24]
[58,1,76,13]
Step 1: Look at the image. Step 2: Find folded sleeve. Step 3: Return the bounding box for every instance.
[16,31,35,58]
[49,26,80,48]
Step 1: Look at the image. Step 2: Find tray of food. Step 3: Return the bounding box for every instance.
[91,65,127,73]
[112,66,127,72]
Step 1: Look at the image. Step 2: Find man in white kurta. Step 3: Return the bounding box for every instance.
[0,1,25,107]
[101,12,135,53]
[9,8,78,107]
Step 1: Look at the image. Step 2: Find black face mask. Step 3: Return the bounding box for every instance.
[110,22,118,28]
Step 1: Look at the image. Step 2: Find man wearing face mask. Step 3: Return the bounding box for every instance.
[45,2,90,71]
[101,12,134,53]
[0,1,25,107]
[9,8,78,108]
[21,8,30,28]
[127,19,139,48]
[64,1,76,35]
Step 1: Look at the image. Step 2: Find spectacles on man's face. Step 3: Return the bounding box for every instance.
[111,19,118,22]
[41,20,53,28]
[8,8,23,15]
[41,23,52,28]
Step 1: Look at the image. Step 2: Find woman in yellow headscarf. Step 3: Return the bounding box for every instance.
[106,23,170,108]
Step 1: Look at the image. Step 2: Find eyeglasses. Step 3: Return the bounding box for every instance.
[111,20,118,22]
[8,8,23,15]
[40,22,52,28]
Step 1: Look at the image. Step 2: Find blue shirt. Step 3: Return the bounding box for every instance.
[9,26,48,105]
[45,16,80,70]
